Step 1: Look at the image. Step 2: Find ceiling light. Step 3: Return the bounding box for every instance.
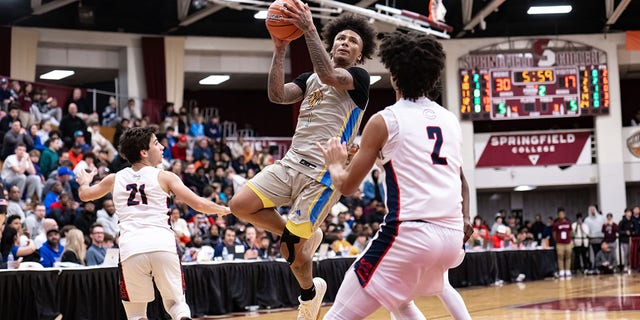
[39,70,75,80]
[514,185,537,192]
[254,10,268,19]
[527,5,572,15]
[199,75,230,85]
[370,75,381,85]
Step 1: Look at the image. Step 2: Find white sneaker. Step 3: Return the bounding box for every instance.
[297,277,327,320]
[565,270,572,278]
[559,270,565,278]
[307,228,323,258]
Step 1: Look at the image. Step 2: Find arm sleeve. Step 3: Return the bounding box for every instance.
[346,67,370,108]
[292,72,313,92]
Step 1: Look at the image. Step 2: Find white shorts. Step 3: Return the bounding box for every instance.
[119,251,185,303]
[352,221,464,311]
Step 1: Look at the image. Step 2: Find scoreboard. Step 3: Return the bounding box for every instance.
[459,39,610,121]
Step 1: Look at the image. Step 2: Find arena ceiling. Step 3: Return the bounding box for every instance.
[1,0,638,40]
[1,0,639,89]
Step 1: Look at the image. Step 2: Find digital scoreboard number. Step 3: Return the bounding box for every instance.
[459,39,610,121]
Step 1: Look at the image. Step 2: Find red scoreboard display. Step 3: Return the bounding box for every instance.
[459,39,610,121]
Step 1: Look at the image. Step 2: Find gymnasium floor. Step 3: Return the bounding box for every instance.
[199,273,640,319]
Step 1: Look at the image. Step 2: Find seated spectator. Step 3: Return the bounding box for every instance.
[28,124,45,151]
[25,204,46,240]
[59,103,88,148]
[202,224,220,247]
[205,116,222,141]
[2,143,42,204]
[193,138,212,162]
[73,152,97,176]
[6,186,26,220]
[73,131,92,153]
[73,202,97,235]
[61,228,86,265]
[121,98,141,121]
[595,241,617,274]
[489,225,516,249]
[362,169,384,206]
[32,96,62,127]
[87,121,117,161]
[330,226,359,256]
[214,227,237,259]
[49,193,78,228]
[0,225,36,265]
[189,115,205,138]
[86,224,106,266]
[171,135,188,161]
[242,225,259,259]
[34,218,59,249]
[40,137,61,179]
[0,105,21,147]
[96,199,118,237]
[101,97,119,126]
[38,228,64,267]
[43,181,63,216]
[68,143,84,167]
[258,236,272,259]
[169,208,191,247]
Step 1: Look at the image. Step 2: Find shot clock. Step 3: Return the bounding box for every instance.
[459,39,609,121]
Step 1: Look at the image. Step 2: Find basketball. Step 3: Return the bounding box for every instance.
[265,0,304,41]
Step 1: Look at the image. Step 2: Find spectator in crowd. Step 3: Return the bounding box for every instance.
[543,216,555,247]
[49,193,78,228]
[2,143,42,204]
[25,204,46,240]
[619,208,637,271]
[28,124,45,151]
[0,104,20,141]
[213,227,237,259]
[571,213,590,272]
[242,225,259,259]
[86,223,106,266]
[66,88,98,122]
[43,181,63,216]
[112,118,129,148]
[489,225,515,249]
[73,131,92,153]
[6,186,26,220]
[202,224,220,247]
[631,109,640,126]
[74,152,97,177]
[73,202,97,235]
[38,228,64,267]
[96,199,118,238]
[205,116,222,141]
[530,214,545,245]
[59,103,88,148]
[1,225,36,265]
[121,98,142,121]
[553,207,572,278]
[2,119,34,161]
[193,138,213,162]
[32,96,62,127]
[68,143,84,167]
[490,215,504,236]
[584,205,605,265]
[102,96,119,126]
[0,77,12,109]
[595,241,616,274]
[87,121,117,161]
[170,208,191,247]
[362,169,384,206]
[602,212,618,261]
[33,218,58,249]
[40,136,61,179]
[171,135,188,161]
[61,228,86,265]
[189,115,205,138]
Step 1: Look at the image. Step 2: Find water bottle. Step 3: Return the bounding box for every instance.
[7,253,14,270]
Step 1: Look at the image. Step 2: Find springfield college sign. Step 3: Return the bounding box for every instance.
[475,131,592,167]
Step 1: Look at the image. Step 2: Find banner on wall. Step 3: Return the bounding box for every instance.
[475,130,592,167]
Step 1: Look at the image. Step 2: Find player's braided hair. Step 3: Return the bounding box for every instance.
[118,126,157,164]
[379,31,445,101]
[321,14,377,64]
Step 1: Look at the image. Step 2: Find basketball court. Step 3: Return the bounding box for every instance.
[197,273,640,319]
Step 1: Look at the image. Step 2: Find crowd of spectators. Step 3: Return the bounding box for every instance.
[0,79,390,269]
[466,205,640,277]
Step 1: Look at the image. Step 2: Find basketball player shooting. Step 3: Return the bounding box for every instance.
[76,126,230,320]
[318,30,471,319]
[229,1,377,319]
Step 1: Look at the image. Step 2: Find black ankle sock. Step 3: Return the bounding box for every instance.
[300,284,316,301]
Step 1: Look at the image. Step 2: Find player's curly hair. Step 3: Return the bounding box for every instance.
[379,31,445,101]
[321,14,377,64]
[118,126,157,164]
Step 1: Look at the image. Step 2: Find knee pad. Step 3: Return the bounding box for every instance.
[281,227,300,265]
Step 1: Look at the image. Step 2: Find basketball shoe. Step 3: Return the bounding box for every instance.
[297,277,327,320]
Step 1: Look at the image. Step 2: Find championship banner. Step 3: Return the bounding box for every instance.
[475,130,592,167]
